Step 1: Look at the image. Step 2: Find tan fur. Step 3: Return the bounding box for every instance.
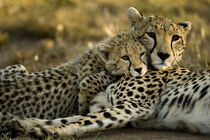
[0,32,148,124]
[128,7,191,69]
[4,67,209,139]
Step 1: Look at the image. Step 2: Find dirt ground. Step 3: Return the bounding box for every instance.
[4,129,210,140]
[80,128,210,140]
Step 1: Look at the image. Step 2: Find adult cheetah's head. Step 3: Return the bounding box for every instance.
[128,7,191,70]
[96,33,148,77]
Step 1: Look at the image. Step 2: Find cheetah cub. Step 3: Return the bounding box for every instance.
[0,24,148,126]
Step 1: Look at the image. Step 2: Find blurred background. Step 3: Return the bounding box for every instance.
[0,0,209,72]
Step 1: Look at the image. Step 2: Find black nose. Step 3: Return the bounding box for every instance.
[134,68,142,73]
[157,52,170,61]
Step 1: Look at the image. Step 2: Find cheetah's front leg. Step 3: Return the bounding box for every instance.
[28,101,155,139]
[78,71,116,114]
[0,115,85,138]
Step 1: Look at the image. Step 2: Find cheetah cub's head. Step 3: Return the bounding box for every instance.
[128,7,191,70]
[96,33,148,77]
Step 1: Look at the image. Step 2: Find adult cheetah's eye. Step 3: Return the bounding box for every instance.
[172,35,180,42]
[121,55,129,61]
[140,52,146,58]
[146,32,156,38]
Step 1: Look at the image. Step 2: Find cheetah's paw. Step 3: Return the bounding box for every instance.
[29,126,58,140]
[0,120,25,138]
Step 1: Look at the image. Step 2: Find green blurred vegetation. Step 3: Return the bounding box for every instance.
[0,0,209,71]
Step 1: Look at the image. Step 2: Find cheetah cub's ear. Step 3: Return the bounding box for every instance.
[96,43,111,62]
[127,7,144,26]
[178,21,192,34]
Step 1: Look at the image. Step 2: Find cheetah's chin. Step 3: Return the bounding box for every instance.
[152,62,170,70]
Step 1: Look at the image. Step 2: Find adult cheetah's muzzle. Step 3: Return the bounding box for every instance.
[157,52,170,61]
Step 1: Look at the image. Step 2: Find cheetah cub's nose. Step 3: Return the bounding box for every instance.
[131,66,147,77]
[134,68,142,73]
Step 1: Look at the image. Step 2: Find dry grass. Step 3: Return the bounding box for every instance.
[0,0,209,71]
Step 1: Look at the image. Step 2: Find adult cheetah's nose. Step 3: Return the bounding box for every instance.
[134,68,142,74]
[157,52,170,61]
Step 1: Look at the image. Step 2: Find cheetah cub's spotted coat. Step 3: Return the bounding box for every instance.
[0,32,148,123]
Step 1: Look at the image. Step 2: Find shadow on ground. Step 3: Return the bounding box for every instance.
[81,128,210,140]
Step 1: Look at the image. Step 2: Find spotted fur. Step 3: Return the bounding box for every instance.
[3,67,209,139]
[0,32,148,123]
[0,64,28,80]
[79,7,191,114]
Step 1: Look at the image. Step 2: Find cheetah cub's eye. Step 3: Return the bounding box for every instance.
[146,32,156,39]
[121,55,129,61]
[172,35,180,42]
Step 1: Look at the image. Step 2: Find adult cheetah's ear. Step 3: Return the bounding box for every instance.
[178,21,191,34]
[127,7,144,26]
[96,44,111,62]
